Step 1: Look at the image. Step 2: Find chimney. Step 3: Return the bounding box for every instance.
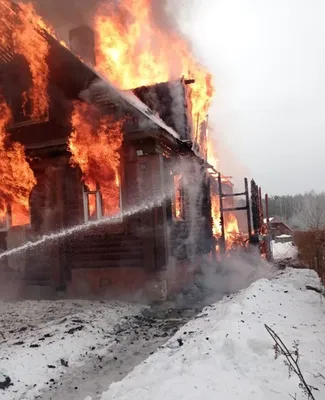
[69,25,96,66]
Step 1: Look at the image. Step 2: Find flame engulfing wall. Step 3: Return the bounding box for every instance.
[0,0,49,119]
[211,192,240,250]
[17,0,215,159]
[0,96,36,222]
[94,0,214,134]
[68,101,123,217]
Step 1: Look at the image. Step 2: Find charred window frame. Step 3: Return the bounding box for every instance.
[0,204,33,230]
[82,182,123,223]
[1,55,50,128]
[83,183,102,222]
[172,173,185,221]
[0,212,10,232]
[9,106,50,129]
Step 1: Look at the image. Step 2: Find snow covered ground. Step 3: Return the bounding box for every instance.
[0,300,143,400]
[1,258,323,400]
[97,268,325,400]
[0,298,196,400]
[272,240,298,260]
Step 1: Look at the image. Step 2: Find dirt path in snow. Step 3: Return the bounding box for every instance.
[38,270,229,400]
[2,261,269,399]
[40,308,197,400]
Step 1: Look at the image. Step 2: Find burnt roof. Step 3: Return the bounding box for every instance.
[132,79,192,141]
[0,0,181,141]
[0,1,218,172]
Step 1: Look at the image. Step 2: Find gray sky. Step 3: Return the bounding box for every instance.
[178,0,325,195]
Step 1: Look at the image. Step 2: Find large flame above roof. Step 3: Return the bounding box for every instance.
[94,0,214,151]
[0,0,49,120]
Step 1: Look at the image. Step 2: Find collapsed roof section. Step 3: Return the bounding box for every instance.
[132,79,193,141]
[0,1,190,142]
[0,0,216,172]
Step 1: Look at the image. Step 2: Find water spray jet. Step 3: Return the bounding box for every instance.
[0,191,172,261]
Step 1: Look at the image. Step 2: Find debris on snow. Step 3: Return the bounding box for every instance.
[0,300,143,400]
[97,268,325,400]
[60,358,69,367]
[0,371,12,390]
[66,326,84,335]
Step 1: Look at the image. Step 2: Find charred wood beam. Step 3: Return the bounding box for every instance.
[217,172,226,253]
[265,193,272,261]
[184,79,195,85]
[245,178,252,237]
[251,179,260,235]
[222,192,246,198]
[223,206,248,212]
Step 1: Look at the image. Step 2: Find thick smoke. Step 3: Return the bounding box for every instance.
[149,0,190,40]
[21,0,189,42]
[172,254,277,310]
[23,0,101,28]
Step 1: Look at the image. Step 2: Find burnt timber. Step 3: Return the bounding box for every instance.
[0,2,225,300]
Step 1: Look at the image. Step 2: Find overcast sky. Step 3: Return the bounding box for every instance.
[178,0,325,195]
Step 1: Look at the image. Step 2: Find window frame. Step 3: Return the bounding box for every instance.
[172,173,185,221]
[0,212,10,232]
[82,181,123,223]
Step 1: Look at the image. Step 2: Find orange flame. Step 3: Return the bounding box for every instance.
[0,0,49,119]
[225,213,239,237]
[11,203,31,226]
[206,132,219,170]
[29,7,68,49]
[0,95,36,222]
[173,174,183,220]
[69,101,123,217]
[94,0,214,147]
[211,193,240,250]
[211,194,221,237]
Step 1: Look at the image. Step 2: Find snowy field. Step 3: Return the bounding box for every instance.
[96,268,325,400]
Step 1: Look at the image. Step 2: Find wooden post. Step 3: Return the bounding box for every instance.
[251,179,259,236]
[207,174,217,261]
[265,193,273,262]
[258,186,268,258]
[258,186,264,228]
[244,178,252,237]
[204,114,209,161]
[217,172,226,253]
[195,113,200,151]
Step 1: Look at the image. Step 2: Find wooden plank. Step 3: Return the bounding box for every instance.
[70,259,144,269]
[223,206,248,212]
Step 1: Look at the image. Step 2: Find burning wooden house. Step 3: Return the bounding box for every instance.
[0,1,219,300]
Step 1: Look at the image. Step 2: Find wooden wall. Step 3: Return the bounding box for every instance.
[167,157,214,262]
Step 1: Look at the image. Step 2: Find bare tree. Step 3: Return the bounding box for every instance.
[290,191,325,230]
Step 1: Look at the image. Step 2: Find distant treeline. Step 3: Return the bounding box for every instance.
[264,191,325,230]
